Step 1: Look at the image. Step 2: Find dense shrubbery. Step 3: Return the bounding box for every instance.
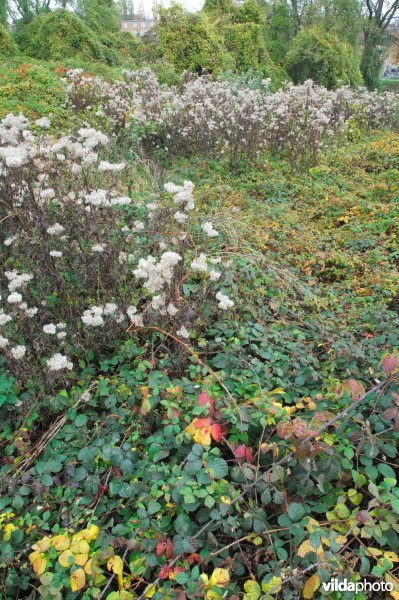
[0,24,18,57]
[14,10,106,62]
[0,113,236,383]
[62,68,399,168]
[285,27,363,89]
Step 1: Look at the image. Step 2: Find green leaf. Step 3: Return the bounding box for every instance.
[74,414,88,427]
[147,500,161,515]
[287,502,306,522]
[207,457,228,479]
[205,495,215,508]
[378,463,396,480]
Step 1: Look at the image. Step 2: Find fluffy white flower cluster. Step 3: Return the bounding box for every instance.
[43,322,67,339]
[47,353,73,372]
[46,223,65,236]
[191,253,208,273]
[82,306,106,327]
[82,303,122,327]
[84,189,132,208]
[5,269,33,292]
[98,161,125,172]
[164,181,195,211]
[134,252,182,293]
[11,345,26,360]
[0,310,12,326]
[202,222,219,238]
[35,117,51,129]
[216,291,234,310]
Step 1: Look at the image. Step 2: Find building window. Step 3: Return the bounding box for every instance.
[123,22,128,28]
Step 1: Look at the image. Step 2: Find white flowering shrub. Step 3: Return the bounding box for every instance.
[62,70,399,169]
[0,114,234,381]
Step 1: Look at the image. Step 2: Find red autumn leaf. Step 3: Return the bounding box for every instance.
[233,444,253,463]
[382,354,399,376]
[292,417,308,439]
[346,378,365,400]
[194,417,212,428]
[156,541,167,557]
[356,510,372,524]
[112,467,122,478]
[210,423,221,442]
[159,564,170,579]
[165,538,174,559]
[198,392,215,415]
[187,553,201,565]
[277,421,293,440]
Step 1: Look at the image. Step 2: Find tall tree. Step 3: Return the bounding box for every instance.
[361,0,399,88]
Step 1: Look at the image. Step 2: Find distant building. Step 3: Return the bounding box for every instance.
[120,14,156,37]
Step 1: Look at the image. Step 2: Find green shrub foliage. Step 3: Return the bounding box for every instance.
[285,26,363,89]
[0,23,18,57]
[15,10,105,62]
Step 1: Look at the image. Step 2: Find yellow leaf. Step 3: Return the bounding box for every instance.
[297,539,322,558]
[33,537,51,552]
[209,568,230,588]
[75,524,99,541]
[74,553,89,566]
[59,549,74,568]
[261,576,282,595]
[29,550,47,576]
[52,535,70,552]
[84,558,93,575]
[71,538,90,554]
[144,584,156,598]
[140,386,152,415]
[306,518,320,534]
[185,420,212,447]
[385,552,399,563]
[108,555,124,591]
[70,567,86,592]
[3,523,18,541]
[303,574,321,599]
[243,580,261,600]
[365,547,383,558]
[386,572,399,597]
[206,591,223,600]
[85,524,100,540]
[107,555,124,575]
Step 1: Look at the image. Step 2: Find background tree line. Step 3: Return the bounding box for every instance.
[0,0,398,88]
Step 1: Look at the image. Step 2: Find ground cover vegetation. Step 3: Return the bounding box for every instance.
[1,0,399,597]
